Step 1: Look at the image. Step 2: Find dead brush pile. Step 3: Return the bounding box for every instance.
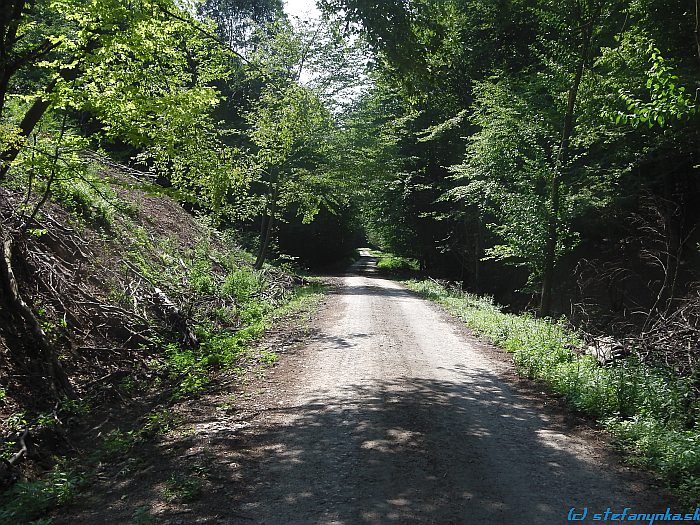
[572,193,700,379]
[0,165,298,489]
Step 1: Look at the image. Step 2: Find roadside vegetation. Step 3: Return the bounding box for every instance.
[372,251,420,275]
[0,163,326,523]
[407,279,700,505]
[0,221,325,525]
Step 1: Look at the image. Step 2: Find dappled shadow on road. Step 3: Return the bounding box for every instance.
[346,254,379,277]
[54,366,672,525]
[329,282,414,299]
[307,331,371,350]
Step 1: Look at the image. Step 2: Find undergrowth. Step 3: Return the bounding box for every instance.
[0,465,84,525]
[163,267,325,399]
[371,250,419,274]
[1,231,324,524]
[1,163,327,523]
[0,408,182,524]
[0,278,324,524]
[406,279,700,506]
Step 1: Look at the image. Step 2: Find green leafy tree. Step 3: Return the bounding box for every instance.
[240,20,349,268]
[0,0,234,396]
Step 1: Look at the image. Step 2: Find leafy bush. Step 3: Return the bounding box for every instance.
[222,268,262,304]
[406,279,700,505]
[189,256,215,295]
[0,466,83,524]
[376,254,419,273]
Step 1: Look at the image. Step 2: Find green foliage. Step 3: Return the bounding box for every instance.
[164,307,270,399]
[222,267,262,304]
[604,37,697,128]
[407,279,700,504]
[100,429,136,459]
[0,1,336,522]
[273,279,326,316]
[375,253,419,273]
[0,465,84,525]
[5,411,28,432]
[163,474,203,503]
[141,410,180,438]
[57,397,90,417]
[233,18,361,266]
[608,418,700,499]
[332,0,698,311]
[52,175,118,228]
[189,256,216,296]
[447,77,566,281]
[198,0,283,49]
[243,78,337,222]
[162,269,324,399]
[0,405,181,522]
[258,349,278,365]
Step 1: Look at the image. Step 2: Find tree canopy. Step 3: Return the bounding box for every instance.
[1,0,698,323]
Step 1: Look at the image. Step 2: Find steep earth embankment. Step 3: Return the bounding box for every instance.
[0,164,296,507]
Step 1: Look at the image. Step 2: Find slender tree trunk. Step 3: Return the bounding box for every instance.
[474,219,481,293]
[0,231,73,398]
[540,21,594,316]
[0,73,10,120]
[254,213,275,270]
[254,184,279,270]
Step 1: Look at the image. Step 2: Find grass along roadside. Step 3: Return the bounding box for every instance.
[163,277,327,400]
[405,279,700,506]
[367,249,420,274]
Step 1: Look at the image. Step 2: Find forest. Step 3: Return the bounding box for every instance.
[0,0,699,522]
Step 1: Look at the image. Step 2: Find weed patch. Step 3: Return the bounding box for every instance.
[0,465,84,525]
[163,278,325,399]
[374,252,419,274]
[163,474,203,503]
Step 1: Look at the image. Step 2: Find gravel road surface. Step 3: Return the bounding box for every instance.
[229,251,674,524]
[56,251,676,525]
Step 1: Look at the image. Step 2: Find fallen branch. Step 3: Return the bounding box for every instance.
[7,429,29,467]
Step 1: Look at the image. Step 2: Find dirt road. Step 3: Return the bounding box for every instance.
[58,251,674,524]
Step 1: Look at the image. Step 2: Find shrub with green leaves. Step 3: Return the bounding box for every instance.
[376,254,419,273]
[222,267,262,304]
[0,466,83,524]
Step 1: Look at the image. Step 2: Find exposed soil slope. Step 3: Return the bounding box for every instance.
[0,165,294,496]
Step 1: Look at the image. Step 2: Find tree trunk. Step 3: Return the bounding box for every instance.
[473,216,482,293]
[0,232,74,398]
[540,20,594,316]
[695,0,700,73]
[254,182,279,270]
[0,76,62,180]
[254,213,275,270]
[0,1,28,115]
[0,73,10,120]
[0,54,84,180]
